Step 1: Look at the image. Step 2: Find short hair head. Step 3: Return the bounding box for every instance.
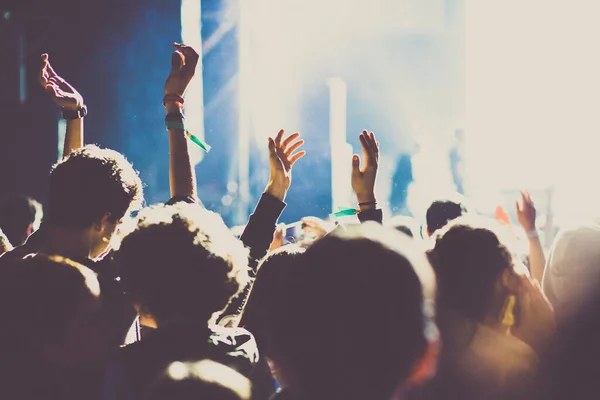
[270,223,436,399]
[117,203,250,326]
[0,195,43,246]
[426,196,468,235]
[428,216,514,322]
[47,145,143,229]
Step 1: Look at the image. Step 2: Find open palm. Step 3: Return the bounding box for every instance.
[39,54,83,111]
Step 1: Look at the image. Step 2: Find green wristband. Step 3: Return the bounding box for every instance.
[330,208,359,218]
[165,121,212,153]
[166,120,185,130]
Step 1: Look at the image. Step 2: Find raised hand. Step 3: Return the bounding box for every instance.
[516,191,537,232]
[265,129,306,202]
[39,54,83,111]
[269,224,285,252]
[351,130,379,209]
[301,216,332,240]
[164,42,200,100]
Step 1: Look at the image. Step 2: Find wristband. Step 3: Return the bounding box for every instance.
[166,120,185,130]
[526,229,538,239]
[165,111,184,122]
[163,94,184,107]
[62,105,87,120]
[330,208,359,218]
[358,200,377,207]
[165,121,212,153]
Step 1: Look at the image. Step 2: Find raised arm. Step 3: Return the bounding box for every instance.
[240,129,305,264]
[352,130,382,223]
[39,54,85,158]
[163,43,200,199]
[517,191,546,282]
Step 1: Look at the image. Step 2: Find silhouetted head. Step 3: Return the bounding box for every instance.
[0,195,43,246]
[47,145,143,258]
[426,196,468,236]
[117,203,250,327]
[270,223,437,400]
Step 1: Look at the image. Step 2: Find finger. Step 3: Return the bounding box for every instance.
[274,129,284,147]
[526,191,534,205]
[171,50,184,71]
[288,150,306,166]
[39,55,50,87]
[268,137,277,158]
[52,75,77,93]
[352,154,361,176]
[174,43,200,73]
[284,139,304,158]
[45,84,59,97]
[515,200,521,213]
[369,132,379,154]
[44,58,58,78]
[359,134,371,165]
[359,130,371,150]
[281,132,300,149]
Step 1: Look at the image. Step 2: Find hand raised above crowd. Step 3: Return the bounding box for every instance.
[352,130,379,211]
[265,129,306,202]
[516,191,536,233]
[164,42,200,110]
[39,54,83,111]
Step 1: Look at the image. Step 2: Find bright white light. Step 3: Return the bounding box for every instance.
[467,0,600,224]
[181,0,205,166]
[193,359,251,400]
[328,78,353,212]
[167,362,189,381]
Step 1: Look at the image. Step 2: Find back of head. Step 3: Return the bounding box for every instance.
[387,215,418,238]
[426,196,468,235]
[0,195,43,246]
[146,360,251,400]
[271,223,436,400]
[117,203,250,326]
[428,216,513,323]
[47,145,143,229]
[0,254,100,357]
[240,245,305,357]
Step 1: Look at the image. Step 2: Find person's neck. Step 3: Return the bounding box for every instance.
[39,225,91,260]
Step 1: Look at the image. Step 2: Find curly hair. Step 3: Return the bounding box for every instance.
[47,145,143,229]
[117,203,250,326]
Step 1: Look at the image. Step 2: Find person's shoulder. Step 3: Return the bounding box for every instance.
[0,246,35,269]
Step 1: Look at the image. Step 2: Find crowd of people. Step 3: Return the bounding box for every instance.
[0,42,597,400]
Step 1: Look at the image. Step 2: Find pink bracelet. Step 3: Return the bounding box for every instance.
[163,94,184,107]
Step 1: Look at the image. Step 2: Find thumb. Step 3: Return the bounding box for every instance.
[352,154,361,175]
[171,50,184,71]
